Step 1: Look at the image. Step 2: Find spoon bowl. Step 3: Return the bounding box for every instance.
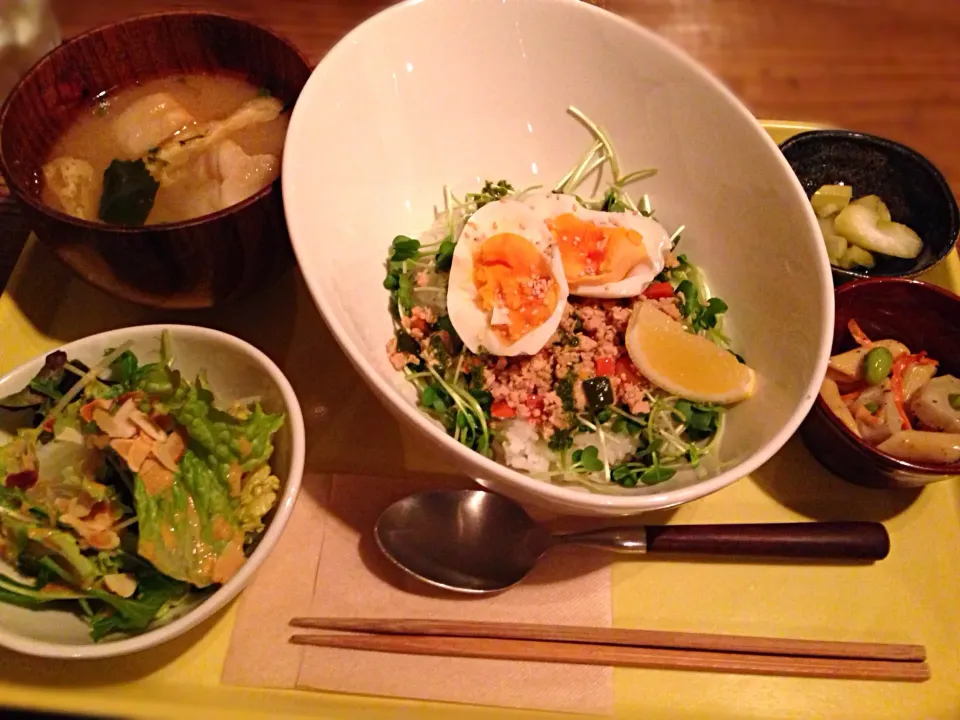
[374,490,552,593]
[374,489,891,595]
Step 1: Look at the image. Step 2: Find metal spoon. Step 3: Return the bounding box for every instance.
[374,489,890,594]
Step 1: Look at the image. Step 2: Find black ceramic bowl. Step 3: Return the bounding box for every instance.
[779,130,959,284]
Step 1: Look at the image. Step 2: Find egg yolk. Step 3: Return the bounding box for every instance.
[547,213,650,287]
[473,233,560,343]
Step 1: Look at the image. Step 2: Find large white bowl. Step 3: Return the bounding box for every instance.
[283,0,832,515]
[0,325,305,657]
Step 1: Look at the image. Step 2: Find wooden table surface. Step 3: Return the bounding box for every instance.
[2,0,958,293]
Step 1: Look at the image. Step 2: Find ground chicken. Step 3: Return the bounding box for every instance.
[479,296,678,431]
[392,294,681,436]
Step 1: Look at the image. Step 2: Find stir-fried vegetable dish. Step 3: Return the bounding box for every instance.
[821,319,960,464]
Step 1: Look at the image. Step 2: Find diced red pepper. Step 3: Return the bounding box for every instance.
[40,416,55,433]
[595,356,615,377]
[525,394,544,411]
[642,282,675,300]
[491,401,516,419]
[615,356,640,384]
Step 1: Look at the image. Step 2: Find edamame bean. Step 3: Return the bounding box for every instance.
[863,347,893,385]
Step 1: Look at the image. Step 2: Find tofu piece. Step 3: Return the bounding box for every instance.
[42,157,96,219]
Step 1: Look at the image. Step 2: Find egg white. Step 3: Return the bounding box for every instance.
[523,192,672,299]
[446,198,569,356]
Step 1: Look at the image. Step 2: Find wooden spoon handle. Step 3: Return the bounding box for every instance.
[644,521,890,560]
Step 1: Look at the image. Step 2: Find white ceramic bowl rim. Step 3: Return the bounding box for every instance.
[0,324,305,658]
[285,0,833,512]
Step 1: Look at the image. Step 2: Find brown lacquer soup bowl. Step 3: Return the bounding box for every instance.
[800,278,960,489]
[0,12,311,309]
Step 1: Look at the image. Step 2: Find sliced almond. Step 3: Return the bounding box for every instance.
[87,529,120,551]
[94,407,137,439]
[85,507,115,532]
[153,431,186,472]
[109,437,135,462]
[130,410,166,441]
[58,513,84,533]
[104,573,137,598]
[126,435,155,473]
[67,493,94,519]
[140,457,175,495]
[114,399,137,424]
[86,433,111,450]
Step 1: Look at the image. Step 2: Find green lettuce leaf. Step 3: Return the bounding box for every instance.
[0,516,99,587]
[237,466,280,536]
[165,379,284,472]
[123,337,284,587]
[134,448,243,588]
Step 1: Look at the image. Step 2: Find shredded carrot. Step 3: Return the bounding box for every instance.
[847,319,872,347]
[890,352,938,430]
[840,390,862,404]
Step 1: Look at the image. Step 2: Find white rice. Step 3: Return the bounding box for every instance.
[499,418,637,475]
[499,419,553,473]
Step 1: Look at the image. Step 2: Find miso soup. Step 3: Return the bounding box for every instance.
[41,74,289,226]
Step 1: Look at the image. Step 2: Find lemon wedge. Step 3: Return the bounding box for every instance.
[625,302,756,404]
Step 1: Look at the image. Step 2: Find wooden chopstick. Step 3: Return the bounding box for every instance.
[289,632,930,682]
[288,617,926,663]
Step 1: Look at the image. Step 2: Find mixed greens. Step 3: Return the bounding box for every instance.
[384,108,737,493]
[0,334,284,640]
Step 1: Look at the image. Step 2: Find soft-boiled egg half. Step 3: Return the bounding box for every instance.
[525,192,672,299]
[446,192,672,357]
[447,199,569,356]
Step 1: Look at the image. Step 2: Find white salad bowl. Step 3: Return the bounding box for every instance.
[283,0,832,516]
[0,325,305,658]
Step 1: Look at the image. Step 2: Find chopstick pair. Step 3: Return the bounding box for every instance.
[289,618,930,682]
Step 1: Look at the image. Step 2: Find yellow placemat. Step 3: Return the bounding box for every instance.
[0,122,959,719]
